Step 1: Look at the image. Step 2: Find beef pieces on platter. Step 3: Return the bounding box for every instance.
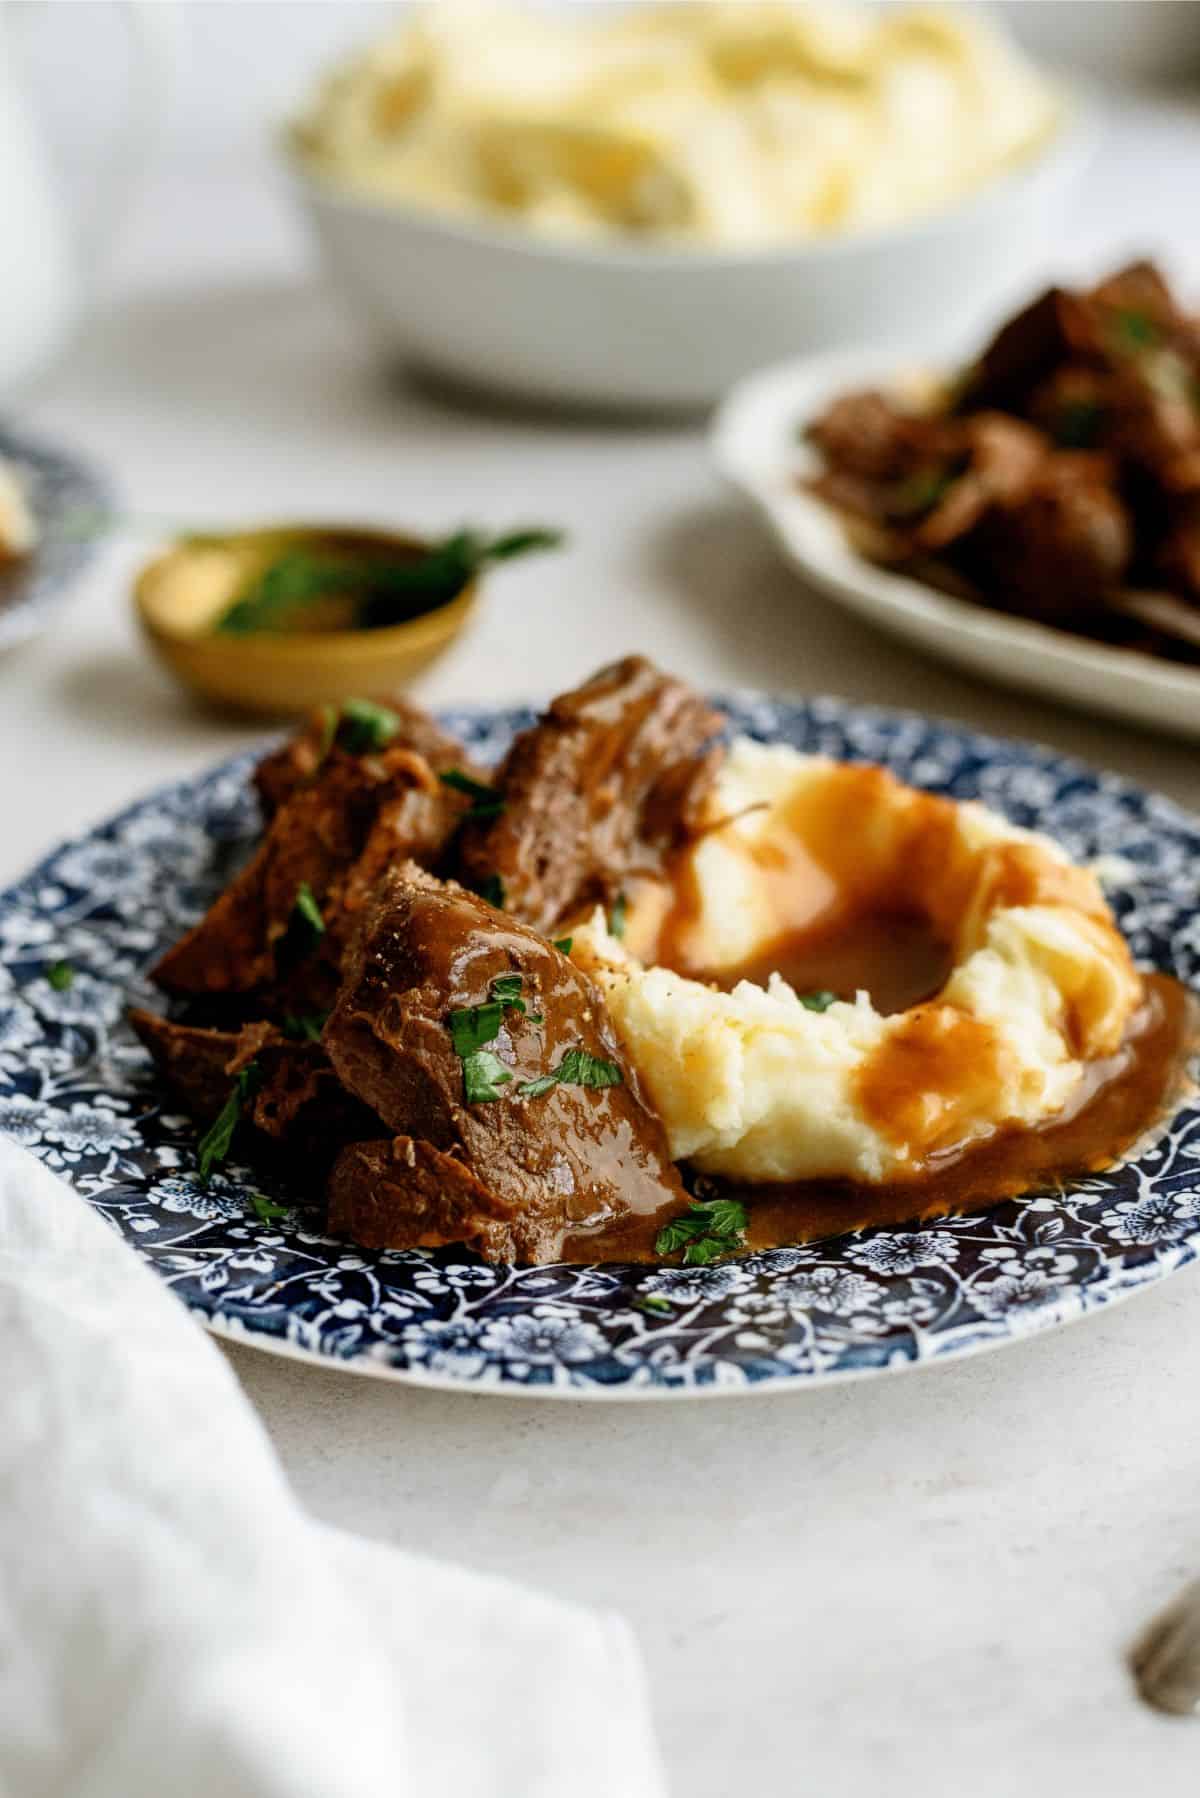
[806,260,1200,654]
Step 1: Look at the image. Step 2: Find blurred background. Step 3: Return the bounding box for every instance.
[4,1,1200,853]
[17,1,1200,316]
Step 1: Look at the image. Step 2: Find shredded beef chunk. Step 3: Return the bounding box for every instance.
[255,698,482,819]
[322,865,686,1261]
[130,1009,257,1120]
[958,287,1086,415]
[965,454,1133,626]
[456,656,723,935]
[327,1137,517,1256]
[153,740,474,1007]
[130,1007,380,1168]
[911,413,1047,553]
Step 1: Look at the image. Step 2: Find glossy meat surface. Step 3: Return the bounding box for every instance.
[323,865,685,1260]
[456,655,723,933]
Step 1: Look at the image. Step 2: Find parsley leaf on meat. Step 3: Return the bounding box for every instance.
[336,698,402,753]
[439,768,505,818]
[449,1001,505,1058]
[462,1049,513,1103]
[553,937,573,956]
[1110,308,1160,352]
[489,973,526,1010]
[519,1047,623,1099]
[289,882,326,951]
[476,873,506,910]
[197,1063,262,1183]
[448,974,532,1102]
[281,1011,328,1043]
[889,466,954,519]
[1054,398,1104,449]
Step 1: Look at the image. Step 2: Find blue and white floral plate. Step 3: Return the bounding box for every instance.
[2,696,1199,1398]
[0,421,112,652]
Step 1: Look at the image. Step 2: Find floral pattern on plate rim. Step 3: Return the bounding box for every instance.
[0,422,112,652]
[1,694,1199,1397]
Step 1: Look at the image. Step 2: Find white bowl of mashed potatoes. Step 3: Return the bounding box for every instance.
[288,3,1088,411]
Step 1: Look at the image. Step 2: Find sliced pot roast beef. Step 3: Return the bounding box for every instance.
[456,655,724,934]
[132,669,722,1263]
[254,698,483,819]
[153,737,479,1008]
[129,1007,380,1170]
[322,864,686,1261]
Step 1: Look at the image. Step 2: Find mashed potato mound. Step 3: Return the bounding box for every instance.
[569,740,1142,1185]
[293,3,1059,249]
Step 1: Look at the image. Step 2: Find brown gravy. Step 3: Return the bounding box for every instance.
[565,973,1198,1263]
[674,907,955,1016]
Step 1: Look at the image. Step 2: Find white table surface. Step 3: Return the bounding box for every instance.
[6,81,1200,1798]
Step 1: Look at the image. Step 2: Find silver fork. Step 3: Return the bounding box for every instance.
[1131,1578,1200,1715]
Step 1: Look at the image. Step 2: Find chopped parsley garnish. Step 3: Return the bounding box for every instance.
[799,990,837,1012]
[553,937,573,956]
[609,892,628,940]
[289,882,326,950]
[449,1001,506,1058]
[634,1293,674,1316]
[250,1193,290,1223]
[197,1063,262,1182]
[214,526,564,636]
[489,973,526,1009]
[45,960,74,991]
[1110,307,1160,352]
[1054,398,1104,449]
[519,1048,623,1099]
[440,768,504,818]
[336,698,401,754]
[889,466,954,519]
[476,873,506,910]
[655,1196,748,1265]
[462,1048,513,1103]
[448,973,531,1102]
[281,1011,328,1043]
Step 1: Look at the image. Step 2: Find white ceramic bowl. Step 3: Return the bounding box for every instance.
[289,105,1091,413]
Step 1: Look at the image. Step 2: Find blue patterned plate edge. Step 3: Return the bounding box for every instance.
[1,690,1198,1399]
[0,421,113,652]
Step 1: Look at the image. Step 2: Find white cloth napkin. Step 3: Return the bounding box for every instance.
[0,1138,666,1798]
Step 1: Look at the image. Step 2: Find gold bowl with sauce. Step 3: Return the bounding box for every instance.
[134,524,478,716]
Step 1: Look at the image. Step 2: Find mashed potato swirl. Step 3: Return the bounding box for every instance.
[569,740,1141,1185]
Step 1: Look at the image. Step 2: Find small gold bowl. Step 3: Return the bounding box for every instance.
[134,524,478,716]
